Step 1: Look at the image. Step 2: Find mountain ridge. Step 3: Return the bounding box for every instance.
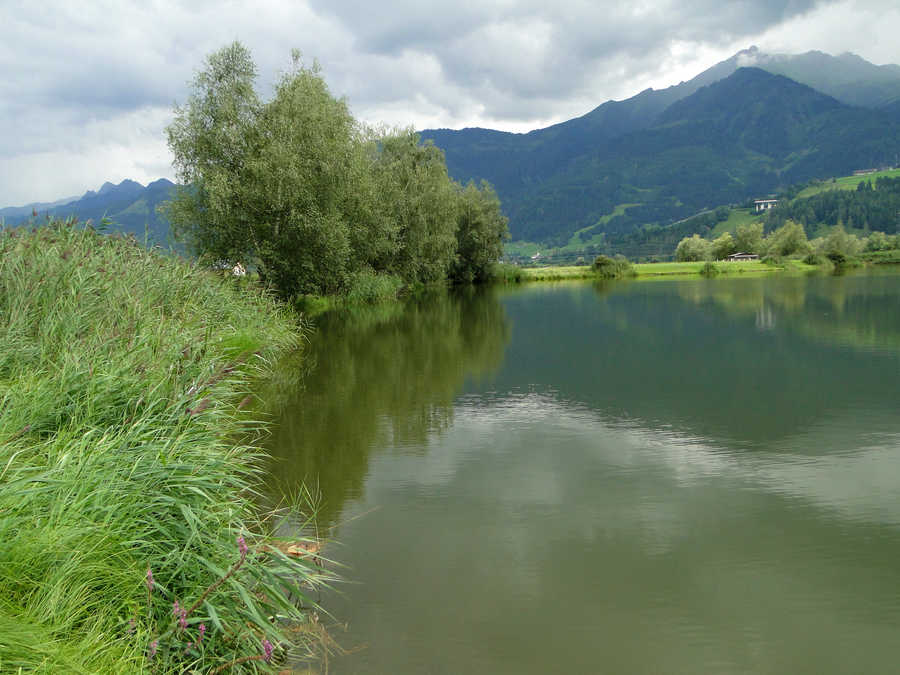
[421,50,900,244]
[7,49,900,251]
[2,178,175,244]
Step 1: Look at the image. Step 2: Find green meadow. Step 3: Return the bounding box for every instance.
[796,168,900,198]
[516,259,813,282]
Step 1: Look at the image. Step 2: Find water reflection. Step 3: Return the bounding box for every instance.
[264,272,900,674]
[491,275,900,447]
[325,395,900,674]
[263,289,509,525]
[671,273,900,352]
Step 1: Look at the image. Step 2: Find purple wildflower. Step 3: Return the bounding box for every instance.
[172,600,187,631]
[195,623,206,647]
[262,639,274,663]
[148,640,158,660]
[145,568,154,592]
[127,617,136,635]
[237,535,248,557]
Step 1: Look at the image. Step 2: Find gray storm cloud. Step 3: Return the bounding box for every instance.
[0,0,897,206]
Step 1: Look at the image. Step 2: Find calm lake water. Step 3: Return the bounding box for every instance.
[265,271,900,674]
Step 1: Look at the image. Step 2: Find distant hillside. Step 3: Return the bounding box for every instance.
[0,194,80,221]
[608,169,900,261]
[2,179,175,244]
[740,49,900,110]
[423,60,900,246]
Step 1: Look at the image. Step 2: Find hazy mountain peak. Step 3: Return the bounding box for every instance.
[96,179,143,197]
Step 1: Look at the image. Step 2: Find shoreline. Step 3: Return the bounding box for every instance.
[0,221,328,672]
[514,259,817,282]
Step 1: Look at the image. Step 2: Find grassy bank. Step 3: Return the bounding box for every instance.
[632,259,815,276]
[861,249,900,265]
[517,259,813,282]
[517,266,598,281]
[0,221,330,673]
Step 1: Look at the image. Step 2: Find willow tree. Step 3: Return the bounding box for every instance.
[165,43,509,298]
[451,181,508,284]
[165,43,368,296]
[244,52,362,296]
[372,129,459,285]
[165,41,260,267]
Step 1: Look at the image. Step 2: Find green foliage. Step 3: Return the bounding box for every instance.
[711,232,737,260]
[165,44,508,300]
[451,181,509,284]
[803,252,831,267]
[592,254,634,279]
[764,220,810,257]
[734,221,764,254]
[370,129,459,285]
[768,176,900,236]
[164,42,260,262]
[427,67,900,245]
[345,269,404,304]
[675,234,712,261]
[821,224,863,260]
[699,261,720,277]
[863,230,891,252]
[490,262,524,283]
[0,221,331,672]
[862,248,900,264]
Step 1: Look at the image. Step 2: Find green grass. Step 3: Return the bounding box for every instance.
[861,249,900,265]
[519,266,598,281]
[710,208,762,236]
[796,168,900,198]
[503,240,548,258]
[0,221,333,673]
[567,203,640,248]
[504,204,643,259]
[518,259,815,282]
[631,260,787,276]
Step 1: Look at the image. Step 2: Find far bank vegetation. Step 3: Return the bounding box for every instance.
[674,176,900,268]
[675,220,900,269]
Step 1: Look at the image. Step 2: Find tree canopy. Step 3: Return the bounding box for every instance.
[165,43,508,299]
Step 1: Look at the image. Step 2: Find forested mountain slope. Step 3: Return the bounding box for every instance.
[423,65,900,245]
[2,179,175,243]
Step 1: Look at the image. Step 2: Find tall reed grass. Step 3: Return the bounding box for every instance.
[0,220,332,672]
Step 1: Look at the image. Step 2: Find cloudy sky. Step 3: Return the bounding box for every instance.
[1,0,898,207]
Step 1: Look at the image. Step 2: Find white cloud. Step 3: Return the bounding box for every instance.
[1,0,898,205]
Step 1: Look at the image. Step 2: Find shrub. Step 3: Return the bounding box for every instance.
[675,234,712,261]
[490,262,524,283]
[699,261,720,277]
[345,269,404,304]
[804,252,826,265]
[593,254,634,279]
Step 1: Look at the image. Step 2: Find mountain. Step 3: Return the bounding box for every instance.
[422,51,900,245]
[0,194,80,221]
[3,179,176,244]
[736,48,900,110]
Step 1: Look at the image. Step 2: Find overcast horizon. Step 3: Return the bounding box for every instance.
[1,0,899,207]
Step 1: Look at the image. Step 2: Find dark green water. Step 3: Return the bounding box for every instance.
[265,271,900,674]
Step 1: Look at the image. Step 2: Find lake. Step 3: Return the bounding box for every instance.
[264,270,900,674]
